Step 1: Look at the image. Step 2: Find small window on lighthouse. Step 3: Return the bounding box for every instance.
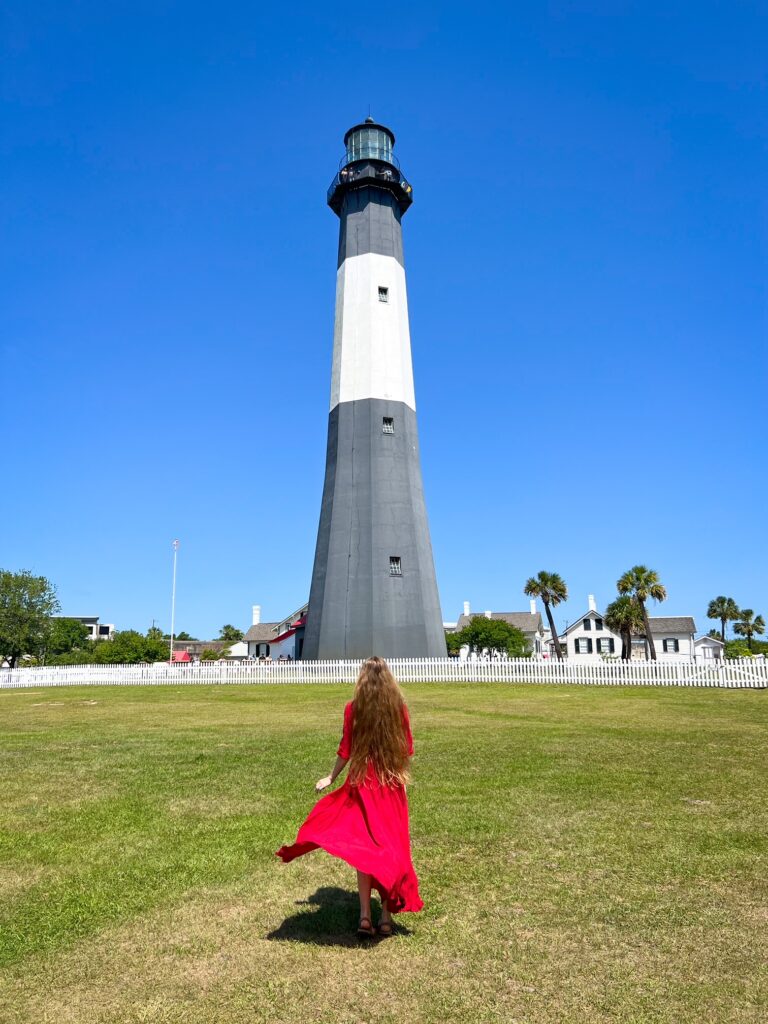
[389,557,402,576]
[378,286,389,302]
[382,417,394,434]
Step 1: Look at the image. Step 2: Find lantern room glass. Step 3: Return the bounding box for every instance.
[345,127,393,165]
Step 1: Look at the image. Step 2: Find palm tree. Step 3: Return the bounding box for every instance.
[706,596,741,643]
[616,565,667,661]
[604,595,644,661]
[524,572,568,660]
[733,609,765,653]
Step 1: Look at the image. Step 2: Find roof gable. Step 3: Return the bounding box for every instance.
[562,609,606,636]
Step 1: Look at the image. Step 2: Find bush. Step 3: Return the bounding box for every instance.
[725,640,752,659]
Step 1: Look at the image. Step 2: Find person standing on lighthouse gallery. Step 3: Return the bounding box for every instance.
[276,657,423,937]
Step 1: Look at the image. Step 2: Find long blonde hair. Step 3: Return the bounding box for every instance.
[347,656,411,786]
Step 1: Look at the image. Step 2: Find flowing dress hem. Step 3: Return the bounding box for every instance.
[275,840,424,914]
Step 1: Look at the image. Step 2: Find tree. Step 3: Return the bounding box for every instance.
[0,570,60,667]
[724,639,752,660]
[452,616,530,659]
[45,617,90,660]
[616,566,667,661]
[733,609,765,653]
[218,624,244,642]
[706,596,741,643]
[96,630,168,664]
[523,571,568,660]
[162,630,195,640]
[604,596,644,661]
[445,631,463,656]
[201,647,222,661]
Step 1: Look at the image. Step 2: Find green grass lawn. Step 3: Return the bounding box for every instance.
[0,682,766,1023]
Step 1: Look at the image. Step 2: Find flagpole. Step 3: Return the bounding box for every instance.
[169,539,179,664]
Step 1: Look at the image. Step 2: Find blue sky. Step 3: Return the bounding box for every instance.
[2,2,766,639]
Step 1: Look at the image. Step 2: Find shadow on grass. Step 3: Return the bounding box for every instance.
[267,886,412,946]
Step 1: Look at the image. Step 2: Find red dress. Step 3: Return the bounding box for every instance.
[276,702,424,913]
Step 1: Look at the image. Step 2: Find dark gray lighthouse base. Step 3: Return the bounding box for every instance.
[303,398,446,660]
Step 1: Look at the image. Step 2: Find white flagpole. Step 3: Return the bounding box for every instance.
[169,539,179,664]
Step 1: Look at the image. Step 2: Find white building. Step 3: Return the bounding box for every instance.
[551,598,619,658]
[224,640,249,660]
[452,601,545,657]
[694,635,724,663]
[546,596,697,662]
[243,606,280,659]
[243,603,309,660]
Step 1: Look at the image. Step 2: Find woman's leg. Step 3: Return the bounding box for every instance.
[357,870,372,924]
[379,890,393,930]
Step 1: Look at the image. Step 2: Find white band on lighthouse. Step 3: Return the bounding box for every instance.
[330,252,416,412]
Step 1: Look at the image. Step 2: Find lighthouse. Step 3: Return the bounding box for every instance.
[302,118,446,660]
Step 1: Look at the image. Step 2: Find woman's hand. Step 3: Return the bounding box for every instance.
[315,776,332,792]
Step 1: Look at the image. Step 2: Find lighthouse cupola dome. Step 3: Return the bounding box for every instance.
[343,118,396,166]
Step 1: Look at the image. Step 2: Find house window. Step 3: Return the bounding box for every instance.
[583,619,591,631]
[98,625,110,636]
[378,286,389,302]
[382,417,394,434]
[594,618,603,631]
[575,638,593,654]
[663,638,680,653]
[597,638,615,654]
[389,557,402,576]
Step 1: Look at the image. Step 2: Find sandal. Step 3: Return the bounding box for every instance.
[357,916,375,937]
[377,919,394,938]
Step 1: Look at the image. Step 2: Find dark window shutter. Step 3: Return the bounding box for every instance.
[587,638,593,654]
[609,638,615,654]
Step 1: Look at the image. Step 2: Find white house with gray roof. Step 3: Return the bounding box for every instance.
[694,635,724,662]
[451,601,545,656]
[545,596,697,662]
[243,603,310,660]
[244,606,281,659]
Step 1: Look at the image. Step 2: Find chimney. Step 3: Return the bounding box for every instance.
[463,600,470,618]
[588,595,597,612]
[485,610,492,619]
[252,605,261,626]
[529,598,537,615]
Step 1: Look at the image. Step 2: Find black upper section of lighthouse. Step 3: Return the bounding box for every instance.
[327,117,413,216]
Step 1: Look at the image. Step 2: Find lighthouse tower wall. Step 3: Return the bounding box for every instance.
[302,160,446,660]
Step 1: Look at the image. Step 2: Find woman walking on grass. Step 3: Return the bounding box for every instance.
[276,656,423,936]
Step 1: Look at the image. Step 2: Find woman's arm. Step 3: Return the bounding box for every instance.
[316,755,348,792]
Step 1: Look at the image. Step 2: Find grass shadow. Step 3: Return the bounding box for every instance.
[267,886,412,946]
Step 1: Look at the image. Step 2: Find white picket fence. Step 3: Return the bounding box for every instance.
[1,657,766,690]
